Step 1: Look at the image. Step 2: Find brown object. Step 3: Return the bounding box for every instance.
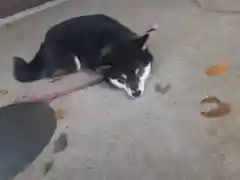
[43,160,53,175]
[12,78,104,104]
[155,83,171,94]
[0,90,8,96]
[54,109,67,120]
[0,78,103,111]
[201,96,231,118]
[205,62,229,76]
[53,133,68,154]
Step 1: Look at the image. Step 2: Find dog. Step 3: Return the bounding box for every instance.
[13,14,156,98]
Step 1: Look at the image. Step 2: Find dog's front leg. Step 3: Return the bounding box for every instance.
[49,69,67,83]
[96,65,111,75]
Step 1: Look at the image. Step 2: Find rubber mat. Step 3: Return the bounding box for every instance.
[0,102,56,180]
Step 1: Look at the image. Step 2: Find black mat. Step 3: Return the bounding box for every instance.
[0,102,56,180]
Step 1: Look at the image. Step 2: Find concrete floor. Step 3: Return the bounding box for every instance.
[1,0,240,179]
[0,0,53,18]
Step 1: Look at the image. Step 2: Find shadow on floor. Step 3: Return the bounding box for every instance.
[0,102,56,180]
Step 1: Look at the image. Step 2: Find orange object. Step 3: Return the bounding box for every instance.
[205,62,229,76]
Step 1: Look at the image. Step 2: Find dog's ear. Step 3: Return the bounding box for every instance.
[133,23,158,50]
[133,34,149,51]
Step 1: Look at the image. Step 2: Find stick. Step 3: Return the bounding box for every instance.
[12,78,104,104]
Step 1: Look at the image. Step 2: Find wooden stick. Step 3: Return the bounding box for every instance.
[12,78,104,104]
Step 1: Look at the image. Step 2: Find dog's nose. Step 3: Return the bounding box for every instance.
[132,90,141,97]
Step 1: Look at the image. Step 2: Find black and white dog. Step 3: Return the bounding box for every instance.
[13,14,156,98]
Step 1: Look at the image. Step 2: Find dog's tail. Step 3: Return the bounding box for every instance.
[13,53,44,82]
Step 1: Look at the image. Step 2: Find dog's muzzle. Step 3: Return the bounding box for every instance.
[109,78,144,98]
[108,63,151,98]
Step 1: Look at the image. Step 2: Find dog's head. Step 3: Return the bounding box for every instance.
[108,61,152,98]
[105,29,155,98]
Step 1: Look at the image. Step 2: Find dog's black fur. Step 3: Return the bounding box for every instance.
[13,14,154,97]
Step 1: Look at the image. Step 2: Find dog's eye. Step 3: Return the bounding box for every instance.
[135,68,144,76]
[121,74,127,79]
[118,79,125,84]
[135,69,140,74]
